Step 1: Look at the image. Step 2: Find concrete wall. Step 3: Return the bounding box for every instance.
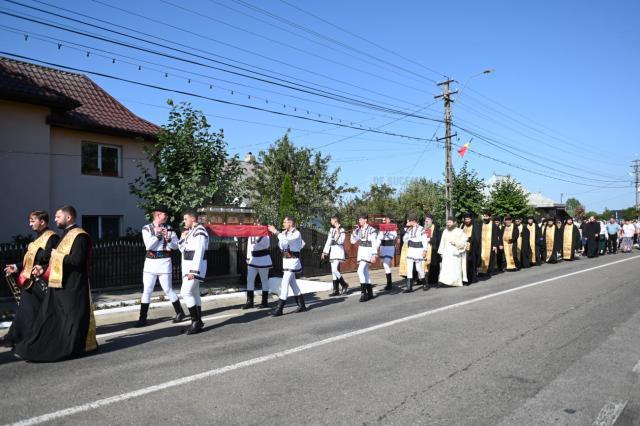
[49,128,154,236]
[0,100,51,242]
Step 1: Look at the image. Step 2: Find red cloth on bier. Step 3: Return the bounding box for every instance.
[206,224,269,237]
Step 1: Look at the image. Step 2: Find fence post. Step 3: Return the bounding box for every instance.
[228,240,238,275]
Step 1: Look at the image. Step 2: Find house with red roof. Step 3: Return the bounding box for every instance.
[0,56,159,242]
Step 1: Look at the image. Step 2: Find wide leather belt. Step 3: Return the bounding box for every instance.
[282,250,301,258]
[380,240,395,246]
[146,251,171,259]
[251,249,270,257]
[360,241,372,247]
[408,241,424,248]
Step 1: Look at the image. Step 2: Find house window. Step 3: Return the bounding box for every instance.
[81,142,121,177]
[82,215,122,240]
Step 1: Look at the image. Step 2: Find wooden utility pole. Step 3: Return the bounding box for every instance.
[435,79,457,218]
[633,159,640,219]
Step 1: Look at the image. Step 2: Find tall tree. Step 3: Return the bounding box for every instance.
[278,173,295,222]
[452,161,486,219]
[244,132,355,226]
[565,197,583,217]
[362,184,398,219]
[397,178,445,224]
[129,101,241,222]
[486,176,533,218]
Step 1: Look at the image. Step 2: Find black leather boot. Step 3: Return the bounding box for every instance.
[242,290,254,309]
[339,276,349,294]
[260,291,269,308]
[329,280,340,297]
[271,299,286,317]
[359,284,369,302]
[295,294,307,312]
[385,273,393,291]
[172,300,186,323]
[421,278,430,291]
[135,303,150,327]
[403,278,413,293]
[186,306,203,335]
[366,284,375,300]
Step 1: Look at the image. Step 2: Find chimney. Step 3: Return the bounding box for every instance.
[244,152,256,162]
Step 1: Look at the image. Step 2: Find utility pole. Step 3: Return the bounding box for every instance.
[435,79,457,219]
[632,159,640,219]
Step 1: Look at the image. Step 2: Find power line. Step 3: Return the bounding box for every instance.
[0,5,438,119]
[277,0,448,79]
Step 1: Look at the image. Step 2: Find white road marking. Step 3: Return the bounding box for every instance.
[593,401,628,426]
[632,360,640,374]
[7,255,639,426]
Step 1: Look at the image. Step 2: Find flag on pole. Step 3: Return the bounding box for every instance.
[457,139,472,157]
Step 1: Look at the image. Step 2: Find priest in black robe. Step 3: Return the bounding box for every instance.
[15,205,97,362]
[460,212,480,284]
[501,215,520,271]
[477,211,501,278]
[2,211,60,348]
[582,216,601,258]
[424,214,442,286]
[520,216,541,268]
[493,216,505,272]
[541,217,560,264]
[560,217,581,261]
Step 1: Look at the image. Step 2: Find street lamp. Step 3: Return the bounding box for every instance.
[458,69,495,99]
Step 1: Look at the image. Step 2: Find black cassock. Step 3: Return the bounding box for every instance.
[583,221,600,258]
[477,222,501,276]
[502,225,520,271]
[561,224,582,261]
[426,224,442,285]
[495,225,505,272]
[6,230,60,346]
[461,223,481,284]
[520,223,542,268]
[15,226,97,362]
[541,224,562,263]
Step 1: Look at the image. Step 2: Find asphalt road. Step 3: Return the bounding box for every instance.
[1,252,640,425]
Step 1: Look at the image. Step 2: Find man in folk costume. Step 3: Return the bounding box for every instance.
[15,206,97,362]
[438,217,468,287]
[460,212,480,284]
[423,213,441,287]
[561,217,581,261]
[2,210,60,348]
[178,209,209,335]
[268,216,307,316]
[493,215,505,272]
[136,205,185,328]
[541,217,560,264]
[245,217,273,308]
[350,213,380,302]
[520,216,542,268]
[501,215,520,271]
[478,211,500,278]
[376,214,397,291]
[402,212,430,292]
[321,214,349,296]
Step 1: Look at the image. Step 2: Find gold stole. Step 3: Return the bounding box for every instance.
[563,225,574,259]
[527,224,537,264]
[423,224,435,272]
[516,224,523,261]
[545,226,555,261]
[480,222,493,273]
[48,228,88,288]
[20,230,56,281]
[503,225,516,270]
[463,225,473,254]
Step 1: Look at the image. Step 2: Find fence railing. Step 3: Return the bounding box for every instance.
[1,228,401,297]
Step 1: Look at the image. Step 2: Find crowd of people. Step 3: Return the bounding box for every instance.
[2,205,639,363]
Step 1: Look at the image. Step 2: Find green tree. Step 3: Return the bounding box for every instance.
[565,197,583,217]
[486,176,533,218]
[278,173,295,222]
[129,101,241,223]
[361,184,398,219]
[397,178,445,224]
[452,161,486,219]
[244,132,355,226]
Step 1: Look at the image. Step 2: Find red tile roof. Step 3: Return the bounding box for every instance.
[0,56,159,141]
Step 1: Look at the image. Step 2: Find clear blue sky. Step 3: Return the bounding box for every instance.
[1,0,638,211]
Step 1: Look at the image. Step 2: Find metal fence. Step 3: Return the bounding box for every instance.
[1,228,402,297]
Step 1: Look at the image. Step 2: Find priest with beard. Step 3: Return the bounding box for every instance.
[501,215,520,271]
[541,217,561,264]
[14,205,97,362]
[437,217,467,287]
[520,216,542,268]
[423,213,441,287]
[582,216,601,258]
[561,217,581,261]
[493,216,505,272]
[477,211,500,278]
[460,212,480,284]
